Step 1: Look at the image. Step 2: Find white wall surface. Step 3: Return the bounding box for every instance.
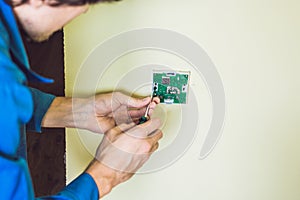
[64,0,300,199]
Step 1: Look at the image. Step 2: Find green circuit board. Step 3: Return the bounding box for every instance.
[153,71,190,104]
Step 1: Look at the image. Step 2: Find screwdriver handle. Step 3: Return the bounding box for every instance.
[138,116,148,124]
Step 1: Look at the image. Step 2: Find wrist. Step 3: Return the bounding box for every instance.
[42,96,90,128]
[86,160,116,198]
[41,97,72,127]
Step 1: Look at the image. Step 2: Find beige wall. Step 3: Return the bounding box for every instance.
[64,0,300,199]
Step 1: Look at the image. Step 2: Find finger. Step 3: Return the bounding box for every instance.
[133,117,151,125]
[128,108,147,118]
[127,96,151,108]
[141,133,162,155]
[147,102,159,117]
[148,130,163,153]
[118,122,136,132]
[127,117,147,125]
[97,118,116,133]
[106,122,136,140]
[152,97,160,104]
[129,101,158,118]
[148,129,163,141]
[150,143,160,152]
[115,92,151,109]
[148,101,158,110]
[148,107,158,116]
[127,118,161,138]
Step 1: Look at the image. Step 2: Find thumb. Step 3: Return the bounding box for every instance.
[105,122,136,140]
[115,92,151,108]
[127,96,151,108]
[127,118,162,139]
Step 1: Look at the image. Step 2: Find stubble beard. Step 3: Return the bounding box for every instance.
[19,18,52,42]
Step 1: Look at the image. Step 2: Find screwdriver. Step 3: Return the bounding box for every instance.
[138,107,150,124]
[138,92,157,124]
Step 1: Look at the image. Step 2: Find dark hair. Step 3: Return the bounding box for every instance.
[51,0,121,6]
[7,0,121,7]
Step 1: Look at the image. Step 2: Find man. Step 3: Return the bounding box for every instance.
[0,0,163,199]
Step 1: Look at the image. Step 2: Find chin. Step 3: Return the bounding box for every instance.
[31,34,52,42]
[26,30,53,42]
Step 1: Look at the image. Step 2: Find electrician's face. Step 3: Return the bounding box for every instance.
[13,0,89,42]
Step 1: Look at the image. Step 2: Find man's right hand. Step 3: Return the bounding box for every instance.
[86,118,163,198]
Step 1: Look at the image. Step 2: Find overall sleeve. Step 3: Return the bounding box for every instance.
[26,88,55,133]
[25,89,100,199]
[38,173,99,200]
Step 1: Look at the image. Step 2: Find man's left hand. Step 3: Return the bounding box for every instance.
[41,92,160,133]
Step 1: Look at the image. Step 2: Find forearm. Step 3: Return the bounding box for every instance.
[41,97,92,129]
